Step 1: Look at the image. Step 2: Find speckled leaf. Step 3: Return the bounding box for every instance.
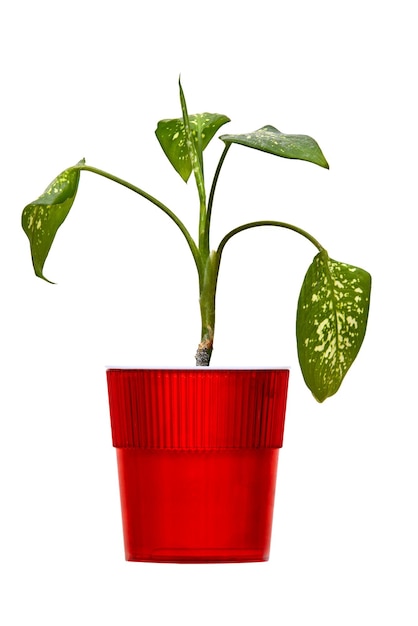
[21,160,84,282]
[155,112,230,182]
[296,250,371,402]
[220,125,329,169]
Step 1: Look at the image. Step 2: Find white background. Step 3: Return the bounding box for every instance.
[1,1,417,624]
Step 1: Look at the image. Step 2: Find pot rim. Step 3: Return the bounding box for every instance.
[106,365,291,371]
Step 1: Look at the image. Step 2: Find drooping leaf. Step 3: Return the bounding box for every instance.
[296,250,371,402]
[21,159,84,282]
[155,112,230,182]
[220,125,329,169]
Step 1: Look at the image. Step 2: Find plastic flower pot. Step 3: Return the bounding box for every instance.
[106,368,289,563]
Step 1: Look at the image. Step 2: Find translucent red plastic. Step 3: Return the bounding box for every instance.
[106,368,289,563]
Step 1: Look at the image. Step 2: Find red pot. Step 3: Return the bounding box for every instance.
[106,368,289,563]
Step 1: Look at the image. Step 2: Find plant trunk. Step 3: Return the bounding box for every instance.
[195,344,212,366]
[195,251,219,366]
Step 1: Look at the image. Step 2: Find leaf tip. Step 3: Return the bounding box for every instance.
[33,261,55,284]
[312,391,327,403]
[40,274,56,285]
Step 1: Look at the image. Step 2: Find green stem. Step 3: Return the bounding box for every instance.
[195,221,324,366]
[198,199,209,261]
[196,251,220,366]
[78,163,202,276]
[204,144,231,251]
[217,220,325,260]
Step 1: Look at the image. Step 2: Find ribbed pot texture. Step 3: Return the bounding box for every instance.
[107,368,289,563]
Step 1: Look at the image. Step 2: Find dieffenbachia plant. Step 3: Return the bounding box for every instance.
[22,79,371,401]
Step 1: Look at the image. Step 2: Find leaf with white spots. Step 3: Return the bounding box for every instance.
[155,112,230,182]
[296,250,371,402]
[220,125,329,169]
[21,160,84,282]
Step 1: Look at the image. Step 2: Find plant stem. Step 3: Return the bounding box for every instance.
[217,220,325,260]
[78,163,202,276]
[204,144,231,251]
[198,199,209,261]
[196,251,220,366]
[195,220,325,366]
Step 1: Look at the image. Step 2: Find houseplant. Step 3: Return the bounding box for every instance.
[21,79,371,562]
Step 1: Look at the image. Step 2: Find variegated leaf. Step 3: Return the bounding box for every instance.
[220,125,329,169]
[21,160,84,282]
[296,250,371,402]
[155,112,230,182]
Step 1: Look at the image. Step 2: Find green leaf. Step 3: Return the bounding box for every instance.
[220,125,329,169]
[155,112,230,182]
[296,250,371,402]
[178,80,206,206]
[21,159,84,282]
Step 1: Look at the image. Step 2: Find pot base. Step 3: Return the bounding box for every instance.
[117,447,280,563]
